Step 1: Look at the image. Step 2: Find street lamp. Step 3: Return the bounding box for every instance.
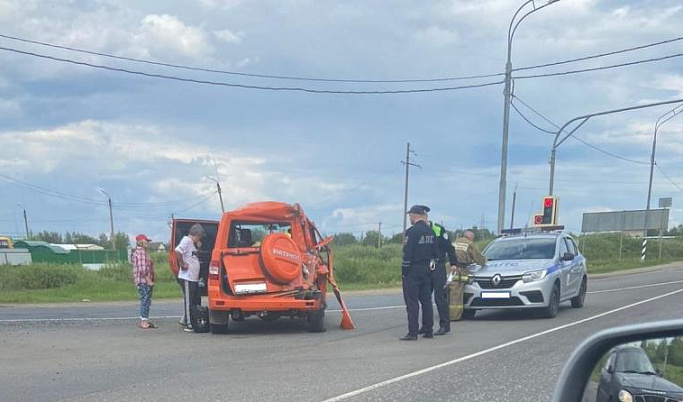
[641,103,683,260]
[548,98,683,195]
[498,0,561,234]
[17,203,29,240]
[204,175,226,213]
[99,189,116,250]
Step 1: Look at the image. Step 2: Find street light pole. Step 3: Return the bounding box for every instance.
[498,0,561,234]
[17,203,29,240]
[100,189,116,251]
[641,104,683,260]
[548,98,683,195]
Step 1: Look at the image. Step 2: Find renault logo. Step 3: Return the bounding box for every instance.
[491,274,503,288]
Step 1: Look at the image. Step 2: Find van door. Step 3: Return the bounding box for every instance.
[170,219,219,296]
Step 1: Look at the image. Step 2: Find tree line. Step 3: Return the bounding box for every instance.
[332,226,496,248]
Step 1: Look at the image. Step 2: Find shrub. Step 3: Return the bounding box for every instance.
[0,264,83,290]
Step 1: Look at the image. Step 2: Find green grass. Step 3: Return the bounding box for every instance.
[3,235,683,303]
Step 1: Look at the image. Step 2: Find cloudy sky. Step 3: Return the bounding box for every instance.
[1,0,682,242]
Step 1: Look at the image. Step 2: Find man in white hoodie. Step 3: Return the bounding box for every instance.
[174,223,205,332]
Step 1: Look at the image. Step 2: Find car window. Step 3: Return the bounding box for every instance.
[615,349,656,373]
[564,238,576,255]
[228,222,291,248]
[484,238,556,260]
[558,238,568,257]
[604,352,615,372]
[569,238,579,255]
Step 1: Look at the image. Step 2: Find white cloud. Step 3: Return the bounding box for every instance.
[132,14,214,59]
[213,29,242,44]
[415,26,459,48]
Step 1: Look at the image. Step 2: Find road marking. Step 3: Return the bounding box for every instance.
[0,306,407,323]
[321,288,683,402]
[2,279,681,323]
[588,279,683,295]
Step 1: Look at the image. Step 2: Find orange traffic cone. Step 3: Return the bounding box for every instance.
[333,288,355,330]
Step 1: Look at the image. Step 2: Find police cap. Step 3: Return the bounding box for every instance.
[407,205,430,214]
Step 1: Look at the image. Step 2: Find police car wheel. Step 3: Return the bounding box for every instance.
[571,277,587,309]
[541,284,560,319]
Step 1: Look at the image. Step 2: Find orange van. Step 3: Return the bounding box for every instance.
[170,202,353,334]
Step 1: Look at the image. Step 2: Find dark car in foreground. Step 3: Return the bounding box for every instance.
[596,345,683,402]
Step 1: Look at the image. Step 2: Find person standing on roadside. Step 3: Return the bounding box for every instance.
[427,220,458,336]
[132,234,156,329]
[449,229,487,320]
[400,205,438,341]
[175,224,205,332]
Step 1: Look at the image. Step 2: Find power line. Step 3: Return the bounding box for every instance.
[0,172,217,208]
[656,164,683,192]
[516,52,683,80]
[0,33,504,83]
[0,45,504,94]
[515,36,683,72]
[510,95,650,165]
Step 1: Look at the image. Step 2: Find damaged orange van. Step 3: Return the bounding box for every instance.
[170,202,353,334]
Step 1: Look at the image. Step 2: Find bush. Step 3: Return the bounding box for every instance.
[0,264,84,291]
[97,264,133,282]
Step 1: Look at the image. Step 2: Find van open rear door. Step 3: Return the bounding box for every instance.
[170,218,219,296]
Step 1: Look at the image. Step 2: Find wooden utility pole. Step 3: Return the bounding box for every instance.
[401,143,421,244]
[378,222,382,248]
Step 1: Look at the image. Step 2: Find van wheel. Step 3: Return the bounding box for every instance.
[308,308,326,333]
[209,310,229,334]
[541,284,560,319]
[210,322,228,334]
[571,277,587,308]
[461,309,476,320]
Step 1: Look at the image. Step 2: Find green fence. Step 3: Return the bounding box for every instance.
[29,249,128,264]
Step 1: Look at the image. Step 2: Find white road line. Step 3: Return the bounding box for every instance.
[2,279,682,323]
[587,279,683,295]
[321,288,683,402]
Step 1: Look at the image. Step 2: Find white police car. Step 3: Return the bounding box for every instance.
[462,231,587,319]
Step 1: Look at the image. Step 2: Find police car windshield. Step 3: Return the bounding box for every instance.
[485,238,556,260]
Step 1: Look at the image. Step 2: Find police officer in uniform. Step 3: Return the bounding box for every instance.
[424,220,457,336]
[400,205,439,341]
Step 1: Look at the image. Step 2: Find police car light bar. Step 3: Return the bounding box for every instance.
[500,226,565,237]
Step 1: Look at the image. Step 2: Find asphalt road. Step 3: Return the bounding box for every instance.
[1,265,682,402]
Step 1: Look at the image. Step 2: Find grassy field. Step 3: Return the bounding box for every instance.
[1,234,682,303]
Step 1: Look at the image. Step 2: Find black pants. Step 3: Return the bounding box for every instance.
[402,268,433,337]
[181,279,200,328]
[430,262,449,330]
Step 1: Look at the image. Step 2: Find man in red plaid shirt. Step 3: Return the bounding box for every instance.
[132,234,156,329]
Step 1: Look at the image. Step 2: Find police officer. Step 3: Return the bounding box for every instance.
[400,205,439,341]
[424,220,457,336]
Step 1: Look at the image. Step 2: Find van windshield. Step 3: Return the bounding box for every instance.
[485,238,557,261]
[228,222,291,248]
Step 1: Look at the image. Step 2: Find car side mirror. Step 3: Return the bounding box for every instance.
[553,319,683,402]
[656,368,663,377]
[562,252,575,261]
[606,365,613,374]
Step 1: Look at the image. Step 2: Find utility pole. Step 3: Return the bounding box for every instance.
[401,142,421,244]
[509,183,517,230]
[100,189,116,250]
[378,222,382,249]
[206,176,226,213]
[17,204,29,240]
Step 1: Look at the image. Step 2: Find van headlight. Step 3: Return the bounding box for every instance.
[618,390,633,402]
[522,269,547,283]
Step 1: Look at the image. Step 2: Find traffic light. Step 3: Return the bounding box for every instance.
[533,214,544,226]
[542,196,558,225]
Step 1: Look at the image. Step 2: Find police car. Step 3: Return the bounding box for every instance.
[462,231,587,319]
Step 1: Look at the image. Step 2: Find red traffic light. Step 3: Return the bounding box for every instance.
[544,197,555,208]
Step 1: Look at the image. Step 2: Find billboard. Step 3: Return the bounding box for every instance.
[581,209,669,233]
